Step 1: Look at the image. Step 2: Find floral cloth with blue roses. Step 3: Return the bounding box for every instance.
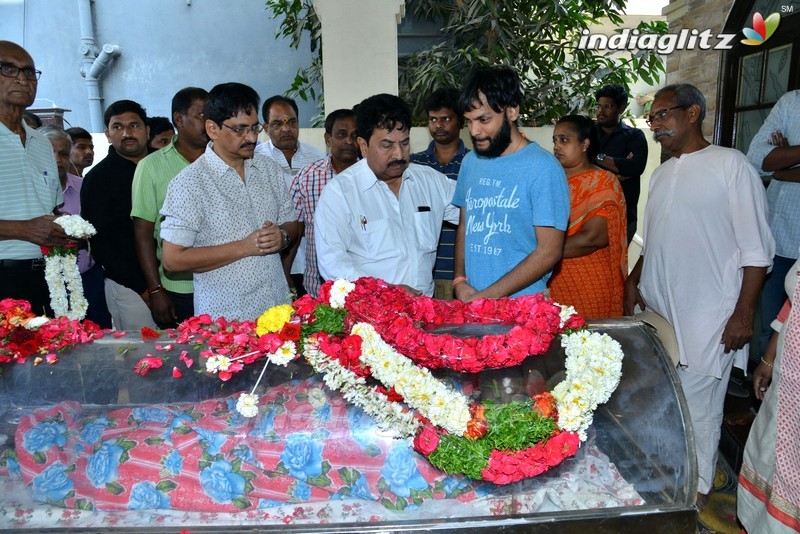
[12,378,475,512]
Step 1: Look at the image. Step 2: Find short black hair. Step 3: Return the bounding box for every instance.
[66,126,92,141]
[324,108,356,135]
[104,100,147,128]
[355,94,411,143]
[595,84,628,108]
[171,86,208,117]
[458,66,523,116]
[556,114,600,162]
[204,82,260,126]
[425,87,463,127]
[148,117,173,136]
[262,95,298,122]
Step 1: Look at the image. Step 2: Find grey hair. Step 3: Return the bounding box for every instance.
[654,83,706,123]
[37,124,73,149]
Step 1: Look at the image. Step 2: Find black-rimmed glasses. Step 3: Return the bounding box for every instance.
[0,62,41,81]
[646,105,688,126]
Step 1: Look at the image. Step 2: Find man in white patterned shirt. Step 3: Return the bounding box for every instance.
[160,83,300,320]
[290,109,358,298]
[255,95,325,296]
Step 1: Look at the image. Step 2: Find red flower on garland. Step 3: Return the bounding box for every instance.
[279,322,301,342]
[413,425,440,455]
[341,277,572,373]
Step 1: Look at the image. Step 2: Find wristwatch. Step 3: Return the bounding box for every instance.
[279,228,291,250]
[596,153,607,162]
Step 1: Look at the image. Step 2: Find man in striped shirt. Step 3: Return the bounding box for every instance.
[290,109,358,297]
[0,41,70,315]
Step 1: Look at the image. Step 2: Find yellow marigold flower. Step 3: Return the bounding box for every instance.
[255,304,295,335]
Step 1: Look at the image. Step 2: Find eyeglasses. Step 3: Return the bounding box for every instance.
[646,105,688,126]
[0,62,41,81]
[269,117,298,129]
[221,123,263,137]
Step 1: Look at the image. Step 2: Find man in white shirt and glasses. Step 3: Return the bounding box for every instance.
[315,93,458,296]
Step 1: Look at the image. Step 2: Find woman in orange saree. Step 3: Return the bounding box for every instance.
[548,115,627,318]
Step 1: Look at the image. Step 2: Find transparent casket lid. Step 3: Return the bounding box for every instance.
[0,318,696,532]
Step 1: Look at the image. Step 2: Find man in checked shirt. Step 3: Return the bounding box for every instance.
[289,109,359,297]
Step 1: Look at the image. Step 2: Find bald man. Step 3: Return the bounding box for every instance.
[0,41,72,314]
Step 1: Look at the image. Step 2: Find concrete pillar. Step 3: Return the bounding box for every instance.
[313,0,405,115]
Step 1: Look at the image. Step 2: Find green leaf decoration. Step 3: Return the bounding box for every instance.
[338,467,358,486]
[306,473,332,487]
[74,498,95,511]
[32,451,46,465]
[376,478,390,494]
[145,437,165,446]
[231,496,252,510]
[365,444,382,457]
[380,496,399,510]
[106,481,125,495]
[764,13,780,40]
[121,439,141,453]
[156,480,178,493]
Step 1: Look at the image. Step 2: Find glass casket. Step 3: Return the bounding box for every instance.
[0,318,697,532]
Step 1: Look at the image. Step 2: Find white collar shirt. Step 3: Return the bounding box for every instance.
[314,160,458,296]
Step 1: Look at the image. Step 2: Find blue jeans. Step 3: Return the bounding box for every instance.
[758,255,795,355]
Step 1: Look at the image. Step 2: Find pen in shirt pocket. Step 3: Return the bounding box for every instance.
[360,215,367,231]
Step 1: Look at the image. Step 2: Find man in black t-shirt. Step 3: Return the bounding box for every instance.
[594,84,648,245]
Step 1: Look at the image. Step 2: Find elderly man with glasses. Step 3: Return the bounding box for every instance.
[624,83,774,511]
[0,41,71,315]
[160,83,300,321]
[594,83,648,245]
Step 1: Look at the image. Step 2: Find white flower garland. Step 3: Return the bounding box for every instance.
[302,338,420,437]
[353,323,472,435]
[42,215,96,320]
[552,331,624,441]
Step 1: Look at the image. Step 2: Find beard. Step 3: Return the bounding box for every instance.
[472,115,512,158]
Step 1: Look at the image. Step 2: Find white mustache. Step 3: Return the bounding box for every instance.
[652,129,675,141]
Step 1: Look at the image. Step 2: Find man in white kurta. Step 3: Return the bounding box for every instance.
[625,84,775,505]
[314,94,459,296]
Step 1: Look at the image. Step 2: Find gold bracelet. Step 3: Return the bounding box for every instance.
[760,357,774,368]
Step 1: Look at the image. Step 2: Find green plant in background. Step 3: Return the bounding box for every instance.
[266,0,667,126]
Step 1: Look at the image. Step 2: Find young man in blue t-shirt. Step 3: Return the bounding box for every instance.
[451,66,569,301]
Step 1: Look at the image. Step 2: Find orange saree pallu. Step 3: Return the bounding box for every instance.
[549,169,627,318]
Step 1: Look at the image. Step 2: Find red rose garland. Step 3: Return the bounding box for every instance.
[342,277,584,373]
